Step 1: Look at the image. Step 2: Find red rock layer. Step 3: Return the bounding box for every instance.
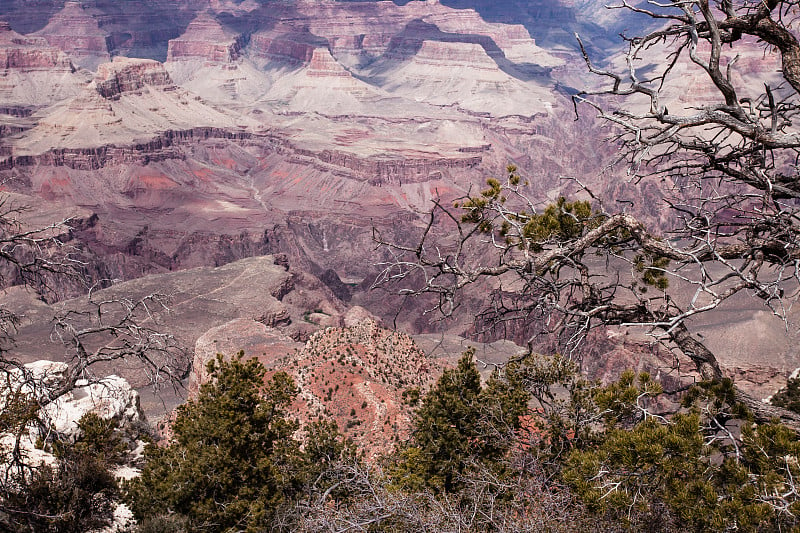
[249,27,328,66]
[166,12,245,63]
[287,318,445,458]
[0,21,73,70]
[306,47,351,78]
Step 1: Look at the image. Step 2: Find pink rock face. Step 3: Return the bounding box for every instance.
[34,1,111,69]
[343,306,379,328]
[249,28,327,66]
[94,57,173,98]
[0,1,642,350]
[384,29,501,63]
[0,0,789,414]
[306,47,351,77]
[166,12,244,63]
[190,318,304,397]
[411,40,498,68]
[289,319,447,457]
[294,0,557,66]
[0,22,73,70]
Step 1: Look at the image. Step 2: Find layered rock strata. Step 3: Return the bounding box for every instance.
[0,22,73,70]
[34,1,111,70]
[249,26,328,66]
[95,57,172,98]
[0,21,83,107]
[166,12,245,63]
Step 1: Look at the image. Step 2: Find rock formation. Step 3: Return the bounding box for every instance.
[4,254,347,417]
[0,21,84,109]
[166,12,244,64]
[34,1,111,70]
[249,26,327,67]
[5,56,251,159]
[0,360,144,470]
[94,57,173,97]
[190,315,447,457]
[0,22,73,70]
[0,0,793,431]
[190,318,304,397]
[374,38,554,114]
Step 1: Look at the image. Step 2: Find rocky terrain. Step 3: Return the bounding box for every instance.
[0,252,349,416]
[190,309,457,456]
[0,359,144,528]
[0,0,795,450]
[0,0,612,321]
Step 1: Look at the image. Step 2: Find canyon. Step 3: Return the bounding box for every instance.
[0,0,795,442]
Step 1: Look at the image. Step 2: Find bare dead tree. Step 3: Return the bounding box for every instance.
[49,292,188,397]
[375,1,800,429]
[0,196,86,296]
[0,194,188,527]
[284,457,589,532]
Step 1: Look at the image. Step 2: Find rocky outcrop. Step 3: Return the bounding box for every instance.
[33,1,111,70]
[249,26,329,66]
[343,305,380,327]
[18,0,196,67]
[4,123,480,183]
[80,0,198,62]
[289,0,561,68]
[382,19,503,63]
[305,47,352,78]
[403,39,501,69]
[166,12,245,63]
[1,127,253,170]
[3,53,257,159]
[189,317,445,458]
[4,254,348,415]
[0,20,82,107]
[49,377,143,441]
[288,319,445,456]
[290,146,482,184]
[190,319,303,397]
[0,106,34,117]
[0,21,74,70]
[0,357,145,526]
[95,57,172,99]
[298,1,414,61]
[1,360,144,443]
[420,9,561,66]
[370,32,556,115]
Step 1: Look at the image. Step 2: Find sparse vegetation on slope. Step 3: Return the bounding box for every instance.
[117,350,800,532]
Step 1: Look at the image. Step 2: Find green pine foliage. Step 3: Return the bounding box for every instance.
[561,377,800,531]
[5,451,119,533]
[125,352,303,532]
[633,252,671,291]
[771,377,800,414]
[518,197,599,249]
[2,413,128,533]
[65,347,799,531]
[391,348,527,493]
[299,419,357,502]
[56,412,127,465]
